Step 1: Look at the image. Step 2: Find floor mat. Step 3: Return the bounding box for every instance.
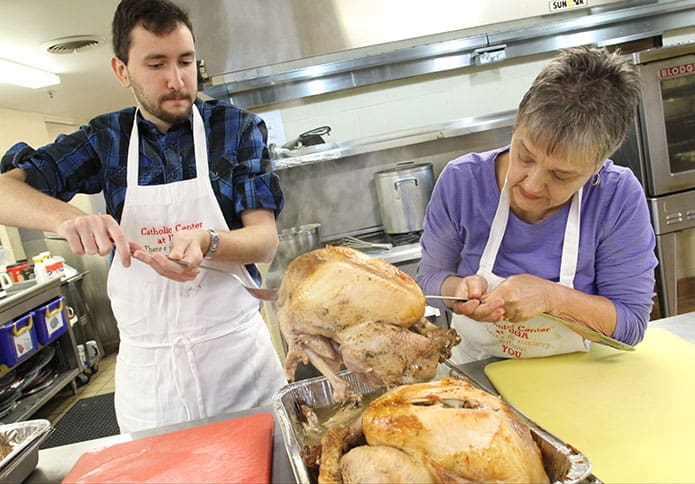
[40,393,119,449]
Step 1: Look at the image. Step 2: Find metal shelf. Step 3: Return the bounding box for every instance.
[2,368,80,424]
[0,278,82,423]
[273,110,517,170]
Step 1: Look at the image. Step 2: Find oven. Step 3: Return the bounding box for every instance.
[613,42,695,317]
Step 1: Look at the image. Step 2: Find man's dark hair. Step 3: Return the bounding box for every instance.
[112,0,194,64]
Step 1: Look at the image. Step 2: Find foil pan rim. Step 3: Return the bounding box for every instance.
[0,419,54,474]
[272,368,594,484]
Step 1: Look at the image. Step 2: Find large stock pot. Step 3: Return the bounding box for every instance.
[374,162,435,234]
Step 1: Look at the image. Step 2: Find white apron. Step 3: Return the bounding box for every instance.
[450,179,590,364]
[107,107,286,433]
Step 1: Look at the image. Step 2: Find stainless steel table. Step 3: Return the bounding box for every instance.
[647,310,695,342]
[26,311,695,483]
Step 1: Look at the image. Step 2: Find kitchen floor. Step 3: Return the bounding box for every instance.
[34,353,117,426]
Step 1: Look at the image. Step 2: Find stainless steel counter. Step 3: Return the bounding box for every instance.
[647,310,695,342]
[0,279,62,328]
[26,311,695,483]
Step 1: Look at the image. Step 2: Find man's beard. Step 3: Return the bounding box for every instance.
[132,82,193,126]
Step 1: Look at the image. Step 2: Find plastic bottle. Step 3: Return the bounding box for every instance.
[33,255,48,283]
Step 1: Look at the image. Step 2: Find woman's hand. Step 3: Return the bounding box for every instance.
[443,275,505,322]
[487,274,555,322]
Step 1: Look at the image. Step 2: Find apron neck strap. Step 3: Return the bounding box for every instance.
[558,187,582,287]
[126,105,208,187]
[478,179,582,289]
[479,178,510,274]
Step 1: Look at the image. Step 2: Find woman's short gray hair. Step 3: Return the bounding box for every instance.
[514,46,641,168]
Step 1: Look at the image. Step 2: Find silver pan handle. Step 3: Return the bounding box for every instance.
[394,176,418,190]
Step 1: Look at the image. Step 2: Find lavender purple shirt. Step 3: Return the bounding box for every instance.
[416,146,657,345]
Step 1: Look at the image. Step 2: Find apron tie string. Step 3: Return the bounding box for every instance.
[171,335,207,422]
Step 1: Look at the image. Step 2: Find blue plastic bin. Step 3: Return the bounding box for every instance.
[0,312,39,368]
[34,296,69,346]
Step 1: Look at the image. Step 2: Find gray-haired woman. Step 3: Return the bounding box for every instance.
[417,46,657,363]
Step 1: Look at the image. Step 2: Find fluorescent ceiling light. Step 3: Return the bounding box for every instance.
[0,58,60,89]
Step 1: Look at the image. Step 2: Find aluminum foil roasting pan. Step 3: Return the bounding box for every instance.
[0,419,54,483]
[272,365,596,484]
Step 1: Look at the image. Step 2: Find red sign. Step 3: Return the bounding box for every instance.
[659,62,695,79]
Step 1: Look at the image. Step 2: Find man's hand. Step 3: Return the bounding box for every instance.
[129,229,208,282]
[166,228,209,265]
[56,213,132,268]
[130,249,201,282]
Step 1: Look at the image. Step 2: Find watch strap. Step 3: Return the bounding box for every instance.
[203,228,219,260]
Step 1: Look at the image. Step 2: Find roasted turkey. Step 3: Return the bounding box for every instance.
[320,377,549,483]
[276,246,459,399]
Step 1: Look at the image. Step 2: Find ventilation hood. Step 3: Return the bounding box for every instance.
[186,0,695,109]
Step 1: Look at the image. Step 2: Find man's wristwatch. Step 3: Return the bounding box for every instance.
[203,228,219,260]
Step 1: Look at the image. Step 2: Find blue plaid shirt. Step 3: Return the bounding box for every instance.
[2,99,283,282]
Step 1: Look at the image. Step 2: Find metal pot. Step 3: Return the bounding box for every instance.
[276,223,321,267]
[374,162,435,234]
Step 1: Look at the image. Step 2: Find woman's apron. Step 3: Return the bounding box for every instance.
[450,179,590,364]
[107,107,286,433]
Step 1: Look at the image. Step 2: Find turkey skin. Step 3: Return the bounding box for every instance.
[276,246,459,399]
[322,377,549,483]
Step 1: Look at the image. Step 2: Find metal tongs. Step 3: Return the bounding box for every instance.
[425,295,470,302]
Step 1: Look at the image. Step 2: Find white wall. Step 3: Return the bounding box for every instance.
[0,109,52,263]
[0,110,80,264]
[0,109,51,151]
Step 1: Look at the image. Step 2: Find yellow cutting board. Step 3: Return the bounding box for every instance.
[484,328,695,483]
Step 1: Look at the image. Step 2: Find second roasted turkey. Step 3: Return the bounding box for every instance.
[276,245,460,400]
